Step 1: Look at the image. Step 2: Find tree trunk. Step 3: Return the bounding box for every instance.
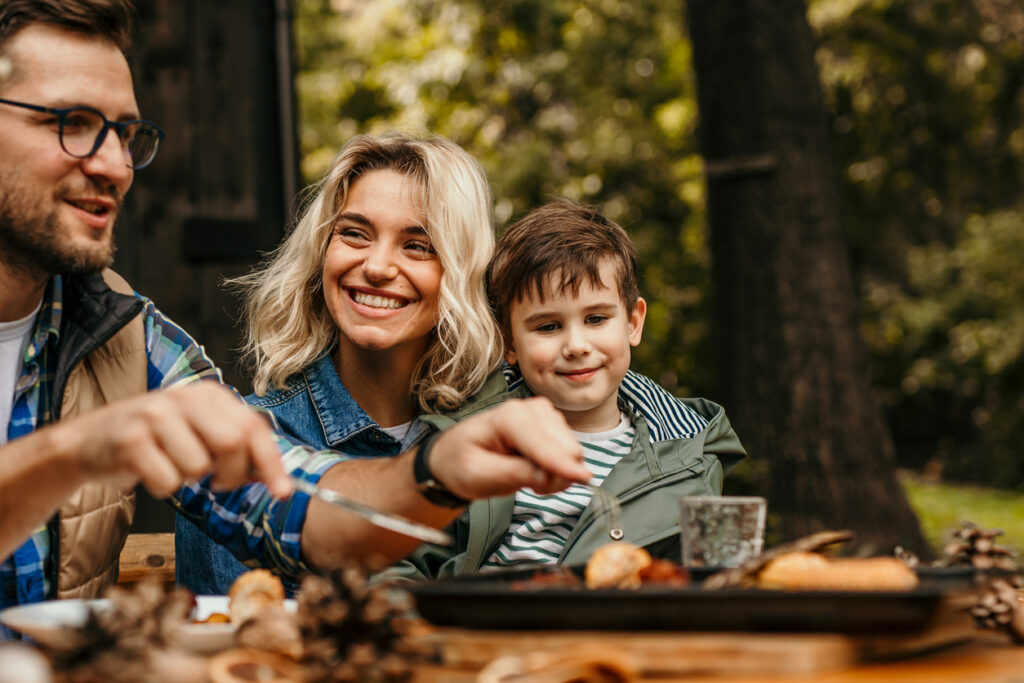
[685,0,929,555]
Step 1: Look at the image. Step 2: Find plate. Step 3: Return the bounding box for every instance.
[409,567,975,633]
[175,596,300,655]
[0,598,110,647]
[0,596,296,654]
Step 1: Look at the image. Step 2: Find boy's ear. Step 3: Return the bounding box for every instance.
[504,346,518,366]
[628,297,647,347]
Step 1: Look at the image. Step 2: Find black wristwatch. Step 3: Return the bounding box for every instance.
[413,431,469,508]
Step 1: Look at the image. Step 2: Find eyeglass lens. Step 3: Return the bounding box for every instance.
[59,108,161,169]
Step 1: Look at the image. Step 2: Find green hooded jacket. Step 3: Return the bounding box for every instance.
[390,368,746,579]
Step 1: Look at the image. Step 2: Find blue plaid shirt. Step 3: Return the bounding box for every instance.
[1,276,346,635]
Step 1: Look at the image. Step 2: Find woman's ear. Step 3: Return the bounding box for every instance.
[628,297,647,347]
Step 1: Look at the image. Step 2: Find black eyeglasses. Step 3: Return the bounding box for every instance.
[0,97,165,169]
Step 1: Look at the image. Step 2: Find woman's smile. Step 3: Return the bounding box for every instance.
[347,287,411,312]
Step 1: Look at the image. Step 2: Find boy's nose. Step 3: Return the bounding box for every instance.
[562,330,592,357]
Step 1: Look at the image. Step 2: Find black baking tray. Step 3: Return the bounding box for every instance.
[409,566,979,633]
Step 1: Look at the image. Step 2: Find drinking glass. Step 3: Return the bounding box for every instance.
[679,495,766,567]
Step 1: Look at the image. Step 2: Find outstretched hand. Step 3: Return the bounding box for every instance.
[427,396,591,500]
[70,381,292,499]
[0,382,293,561]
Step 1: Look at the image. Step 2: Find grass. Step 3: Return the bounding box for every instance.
[901,474,1024,557]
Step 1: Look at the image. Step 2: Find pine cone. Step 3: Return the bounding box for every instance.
[48,581,206,683]
[940,521,1018,572]
[969,578,1024,643]
[296,566,428,683]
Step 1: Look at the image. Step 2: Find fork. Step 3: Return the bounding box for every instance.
[584,480,624,541]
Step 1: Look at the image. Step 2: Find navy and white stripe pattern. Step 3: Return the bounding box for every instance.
[617,371,708,441]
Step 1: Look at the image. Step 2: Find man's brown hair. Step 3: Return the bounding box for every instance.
[487,197,640,336]
[0,0,135,56]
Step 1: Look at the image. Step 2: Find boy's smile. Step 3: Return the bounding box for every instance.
[505,258,646,432]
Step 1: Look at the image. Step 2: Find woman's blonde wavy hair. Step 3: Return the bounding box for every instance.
[234,132,503,413]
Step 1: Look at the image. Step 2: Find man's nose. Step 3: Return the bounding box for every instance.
[79,128,133,191]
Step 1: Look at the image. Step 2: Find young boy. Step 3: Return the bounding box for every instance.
[399,198,746,578]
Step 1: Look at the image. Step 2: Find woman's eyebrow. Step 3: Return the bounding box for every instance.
[336,214,426,234]
[337,211,371,226]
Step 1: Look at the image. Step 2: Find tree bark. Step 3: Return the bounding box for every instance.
[685,0,929,554]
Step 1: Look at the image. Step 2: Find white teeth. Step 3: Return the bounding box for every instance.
[352,291,405,309]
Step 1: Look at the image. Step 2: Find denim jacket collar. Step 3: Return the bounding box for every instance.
[249,352,428,454]
[304,352,377,446]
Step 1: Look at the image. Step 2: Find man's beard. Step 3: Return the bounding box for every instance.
[0,177,117,278]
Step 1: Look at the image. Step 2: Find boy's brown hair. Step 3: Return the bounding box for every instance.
[487,197,639,336]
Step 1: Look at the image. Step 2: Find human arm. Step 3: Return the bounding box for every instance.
[301,396,590,569]
[0,380,291,560]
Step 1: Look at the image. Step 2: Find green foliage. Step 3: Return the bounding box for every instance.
[293,0,713,396]
[813,0,1024,488]
[862,212,1024,487]
[294,0,1024,488]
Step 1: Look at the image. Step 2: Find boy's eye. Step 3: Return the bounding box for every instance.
[535,322,560,333]
[586,315,608,325]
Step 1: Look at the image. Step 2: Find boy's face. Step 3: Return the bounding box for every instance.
[505,257,646,432]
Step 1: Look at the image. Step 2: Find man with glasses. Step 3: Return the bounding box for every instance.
[0,0,589,629]
[0,98,164,170]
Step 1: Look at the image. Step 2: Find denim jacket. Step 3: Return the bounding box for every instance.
[174,352,429,594]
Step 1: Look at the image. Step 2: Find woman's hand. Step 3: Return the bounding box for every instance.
[427,397,591,500]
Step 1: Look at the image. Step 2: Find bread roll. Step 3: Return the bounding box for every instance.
[585,542,652,589]
[228,569,286,624]
[758,552,918,591]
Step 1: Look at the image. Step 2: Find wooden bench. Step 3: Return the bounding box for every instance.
[117,533,175,588]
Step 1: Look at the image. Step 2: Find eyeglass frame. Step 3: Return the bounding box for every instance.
[0,97,166,170]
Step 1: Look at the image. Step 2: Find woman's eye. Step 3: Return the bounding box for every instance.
[336,227,367,241]
[406,241,435,255]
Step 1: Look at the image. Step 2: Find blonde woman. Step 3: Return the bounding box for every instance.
[176,132,504,593]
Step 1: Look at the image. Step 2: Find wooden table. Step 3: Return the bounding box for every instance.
[410,631,1022,682]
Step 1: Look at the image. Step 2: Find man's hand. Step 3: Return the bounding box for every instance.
[0,382,292,560]
[67,382,292,499]
[427,397,591,500]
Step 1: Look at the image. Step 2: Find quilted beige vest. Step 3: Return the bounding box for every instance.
[55,270,147,599]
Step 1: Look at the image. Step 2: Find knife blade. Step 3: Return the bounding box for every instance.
[291,476,453,546]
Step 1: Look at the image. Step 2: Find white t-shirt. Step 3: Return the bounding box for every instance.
[0,301,42,446]
[380,420,413,444]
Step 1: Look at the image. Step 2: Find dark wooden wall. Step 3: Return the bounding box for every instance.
[117,0,300,531]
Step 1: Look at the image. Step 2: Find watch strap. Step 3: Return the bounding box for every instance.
[413,430,469,508]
